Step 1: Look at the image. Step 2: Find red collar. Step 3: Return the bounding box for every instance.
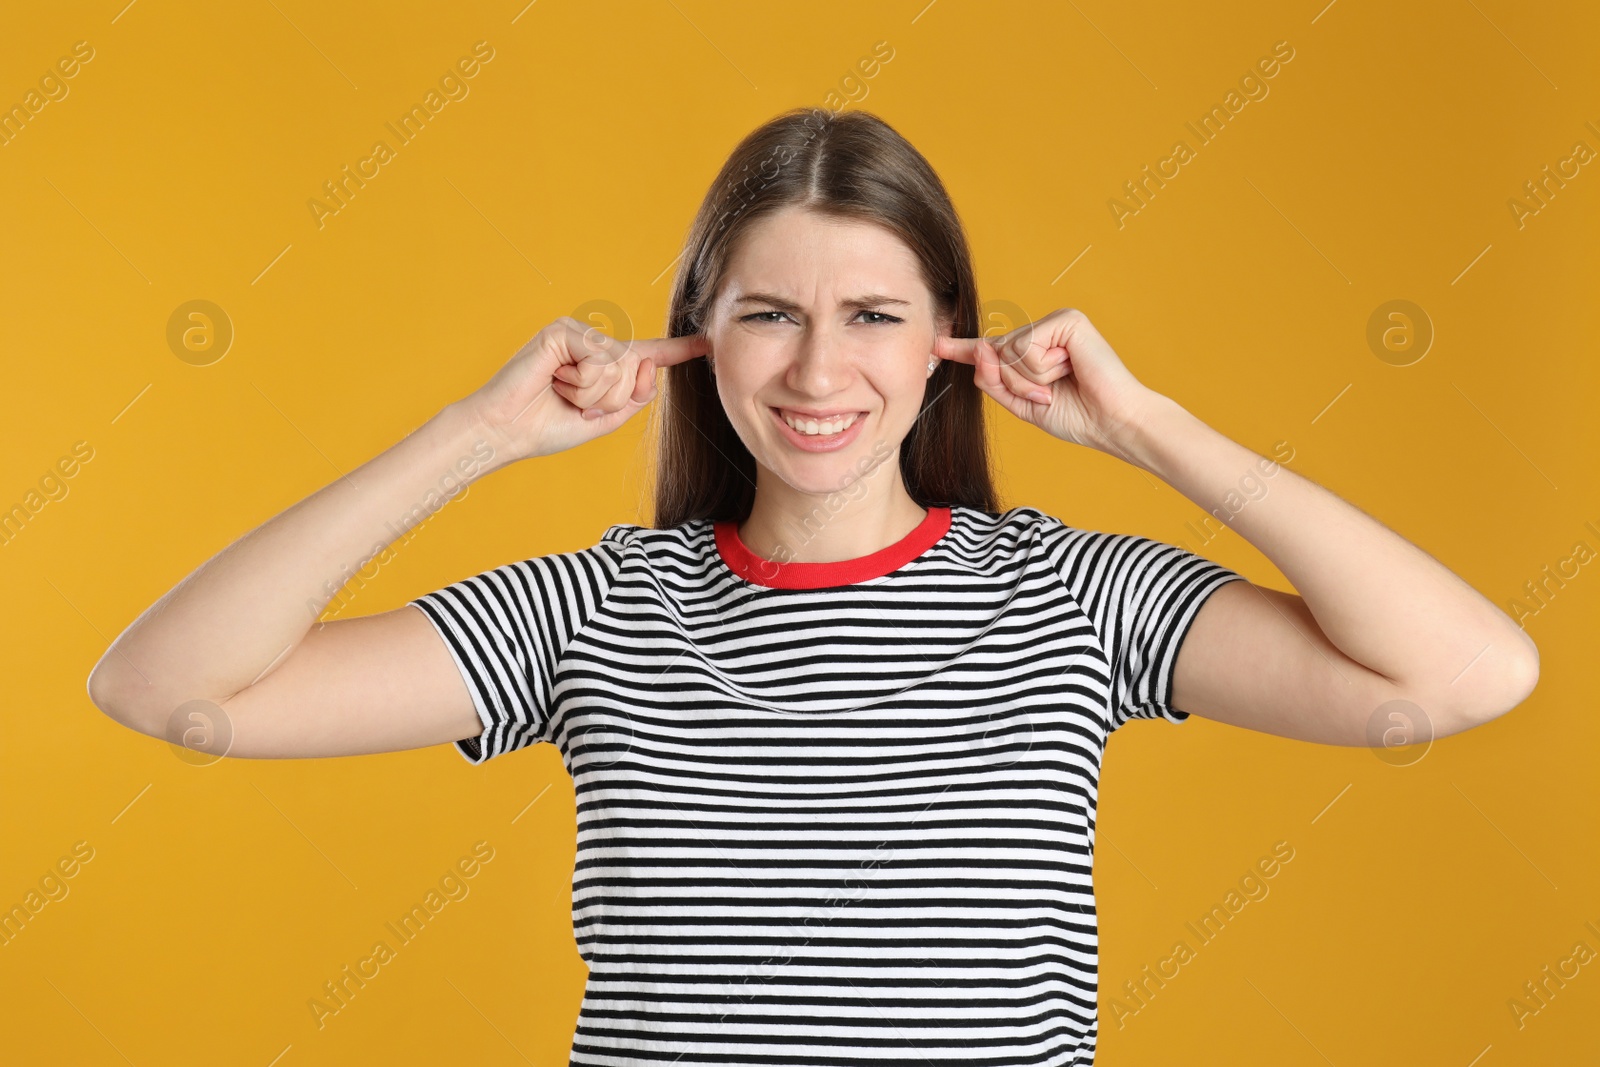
[715,507,952,590]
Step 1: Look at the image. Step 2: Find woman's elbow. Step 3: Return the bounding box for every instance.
[86,662,159,738]
[1437,644,1540,737]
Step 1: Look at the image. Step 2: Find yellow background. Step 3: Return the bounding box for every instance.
[3,0,1596,1062]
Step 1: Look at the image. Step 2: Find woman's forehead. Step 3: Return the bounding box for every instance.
[733,206,911,259]
[721,227,925,303]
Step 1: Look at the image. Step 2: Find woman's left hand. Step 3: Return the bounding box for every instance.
[933,308,1160,457]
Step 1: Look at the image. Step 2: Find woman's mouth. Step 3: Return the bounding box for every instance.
[769,406,867,452]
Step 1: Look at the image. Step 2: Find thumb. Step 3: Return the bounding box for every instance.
[574,356,659,433]
[633,356,658,404]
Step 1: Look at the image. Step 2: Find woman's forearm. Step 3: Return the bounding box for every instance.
[89,400,503,728]
[1115,392,1538,717]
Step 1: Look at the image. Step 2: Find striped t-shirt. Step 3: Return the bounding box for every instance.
[409,503,1246,1066]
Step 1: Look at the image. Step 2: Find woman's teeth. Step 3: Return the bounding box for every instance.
[781,411,859,436]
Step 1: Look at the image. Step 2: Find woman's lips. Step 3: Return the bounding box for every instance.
[769,406,867,452]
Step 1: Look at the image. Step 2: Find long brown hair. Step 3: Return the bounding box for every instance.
[649,106,998,528]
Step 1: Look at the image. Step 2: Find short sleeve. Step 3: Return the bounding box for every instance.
[407,531,628,765]
[1046,519,1248,732]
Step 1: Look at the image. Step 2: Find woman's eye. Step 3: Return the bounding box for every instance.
[739,310,904,324]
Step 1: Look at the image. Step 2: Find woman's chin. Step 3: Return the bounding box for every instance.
[769,463,857,496]
[743,411,903,497]
[756,451,872,497]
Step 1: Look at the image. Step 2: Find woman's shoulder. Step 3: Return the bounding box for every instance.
[946,504,1187,575]
[949,503,1071,542]
[589,516,717,563]
[957,503,1201,560]
[940,504,1079,567]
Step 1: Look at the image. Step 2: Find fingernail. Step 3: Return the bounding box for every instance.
[581,407,601,420]
[1030,390,1051,403]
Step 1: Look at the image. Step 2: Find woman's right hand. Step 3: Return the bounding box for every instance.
[459,317,711,462]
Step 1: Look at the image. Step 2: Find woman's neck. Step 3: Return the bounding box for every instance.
[737,468,929,565]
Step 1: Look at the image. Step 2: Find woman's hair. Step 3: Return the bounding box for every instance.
[649,106,999,528]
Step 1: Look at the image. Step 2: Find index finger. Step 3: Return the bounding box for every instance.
[621,333,711,369]
[932,335,986,365]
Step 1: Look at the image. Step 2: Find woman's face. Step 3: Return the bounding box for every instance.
[705,205,943,500]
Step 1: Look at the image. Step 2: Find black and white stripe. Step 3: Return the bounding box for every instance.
[410,505,1245,1065]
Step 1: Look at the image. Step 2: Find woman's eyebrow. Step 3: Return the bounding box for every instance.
[733,292,911,312]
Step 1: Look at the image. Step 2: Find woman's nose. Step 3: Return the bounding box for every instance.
[787,330,851,394]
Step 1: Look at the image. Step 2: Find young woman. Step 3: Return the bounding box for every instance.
[89,108,1538,1065]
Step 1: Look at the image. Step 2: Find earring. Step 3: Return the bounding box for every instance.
[926,358,936,375]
